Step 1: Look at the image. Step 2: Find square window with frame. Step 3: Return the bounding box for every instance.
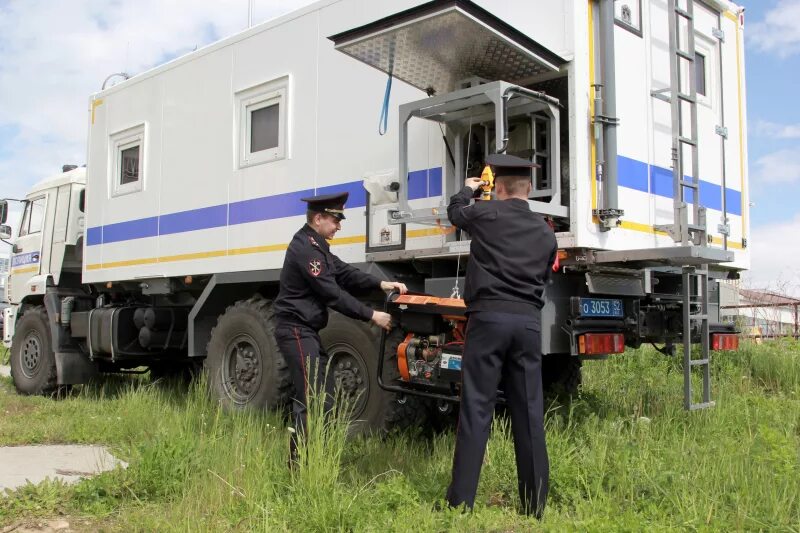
[109,124,145,197]
[615,0,642,36]
[18,196,46,237]
[236,76,289,168]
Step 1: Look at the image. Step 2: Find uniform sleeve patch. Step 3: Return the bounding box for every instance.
[308,259,323,277]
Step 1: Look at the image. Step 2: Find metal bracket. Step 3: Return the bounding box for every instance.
[712,27,725,42]
[650,88,671,103]
[593,208,624,230]
[717,223,730,236]
[715,125,728,139]
[593,114,620,126]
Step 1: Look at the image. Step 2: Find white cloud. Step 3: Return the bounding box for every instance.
[0,0,316,205]
[750,147,800,184]
[748,0,800,57]
[745,215,800,297]
[752,119,800,139]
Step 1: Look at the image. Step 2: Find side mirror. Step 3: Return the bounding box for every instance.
[0,224,11,240]
[0,200,7,224]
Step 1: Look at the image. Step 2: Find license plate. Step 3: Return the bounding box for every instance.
[578,298,623,318]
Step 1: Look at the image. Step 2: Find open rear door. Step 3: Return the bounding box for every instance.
[328,0,566,95]
[329,0,569,253]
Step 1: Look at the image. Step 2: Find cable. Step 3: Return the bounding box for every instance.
[379,73,393,136]
[451,116,474,299]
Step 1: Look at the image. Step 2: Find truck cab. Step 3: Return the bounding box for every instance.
[1,166,86,348]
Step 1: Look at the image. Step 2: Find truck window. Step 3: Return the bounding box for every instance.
[120,145,140,184]
[237,76,288,168]
[19,197,45,237]
[110,124,145,196]
[696,53,706,97]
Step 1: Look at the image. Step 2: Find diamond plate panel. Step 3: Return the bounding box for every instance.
[335,8,560,94]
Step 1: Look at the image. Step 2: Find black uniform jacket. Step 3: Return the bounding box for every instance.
[447,186,557,317]
[273,224,381,330]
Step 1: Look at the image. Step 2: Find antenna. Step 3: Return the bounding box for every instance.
[248,0,254,28]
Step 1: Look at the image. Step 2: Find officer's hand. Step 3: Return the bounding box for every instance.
[380,281,408,295]
[371,310,393,332]
[464,177,483,191]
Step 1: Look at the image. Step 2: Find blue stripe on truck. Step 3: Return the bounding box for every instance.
[87,167,443,246]
[616,155,742,216]
[86,160,739,246]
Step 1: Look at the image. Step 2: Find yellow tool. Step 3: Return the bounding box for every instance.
[479,165,494,200]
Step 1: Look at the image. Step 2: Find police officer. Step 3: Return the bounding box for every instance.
[444,154,557,518]
[272,192,407,464]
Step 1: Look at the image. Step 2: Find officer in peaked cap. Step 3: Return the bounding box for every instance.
[443,153,557,518]
[273,190,408,467]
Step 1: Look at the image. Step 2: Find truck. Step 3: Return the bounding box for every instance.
[0,0,746,431]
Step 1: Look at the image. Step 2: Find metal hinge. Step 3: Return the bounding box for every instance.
[715,125,728,139]
[742,237,748,249]
[712,27,725,42]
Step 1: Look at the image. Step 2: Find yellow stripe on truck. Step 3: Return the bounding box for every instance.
[85,228,449,270]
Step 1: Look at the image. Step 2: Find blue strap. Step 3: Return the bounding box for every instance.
[379,73,393,136]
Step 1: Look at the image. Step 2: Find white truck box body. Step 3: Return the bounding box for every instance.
[84,0,748,284]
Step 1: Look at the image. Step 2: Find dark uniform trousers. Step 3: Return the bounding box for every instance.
[274,322,335,459]
[446,310,549,518]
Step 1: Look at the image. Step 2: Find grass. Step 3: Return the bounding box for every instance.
[0,341,798,531]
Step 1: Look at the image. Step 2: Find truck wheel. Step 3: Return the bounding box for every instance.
[10,307,58,395]
[542,354,582,400]
[205,296,292,410]
[320,314,429,435]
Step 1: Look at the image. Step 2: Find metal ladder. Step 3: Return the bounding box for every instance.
[682,266,714,410]
[655,0,706,246]
[653,0,714,410]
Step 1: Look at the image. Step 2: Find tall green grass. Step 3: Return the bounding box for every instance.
[0,341,799,531]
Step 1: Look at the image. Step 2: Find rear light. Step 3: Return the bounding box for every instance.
[711,333,739,351]
[578,333,625,355]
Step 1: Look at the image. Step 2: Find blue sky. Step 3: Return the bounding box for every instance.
[0,0,797,291]
[742,0,800,227]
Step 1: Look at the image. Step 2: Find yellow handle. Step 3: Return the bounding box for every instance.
[480,165,494,201]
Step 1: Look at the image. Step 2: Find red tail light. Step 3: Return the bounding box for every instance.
[711,333,739,351]
[578,333,625,355]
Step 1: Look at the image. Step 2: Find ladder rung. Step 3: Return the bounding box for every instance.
[675,7,693,21]
[687,224,706,232]
[677,50,695,62]
[689,314,708,321]
[678,136,697,146]
[689,401,716,411]
[680,180,698,189]
[689,358,710,366]
[677,92,697,103]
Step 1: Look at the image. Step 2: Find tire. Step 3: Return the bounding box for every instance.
[205,296,292,411]
[320,313,429,435]
[542,354,582,400]
[10,306,58,395]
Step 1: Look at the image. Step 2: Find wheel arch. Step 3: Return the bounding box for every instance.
[188,270,281,358]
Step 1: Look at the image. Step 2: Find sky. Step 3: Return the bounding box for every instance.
[0,0,797,294]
